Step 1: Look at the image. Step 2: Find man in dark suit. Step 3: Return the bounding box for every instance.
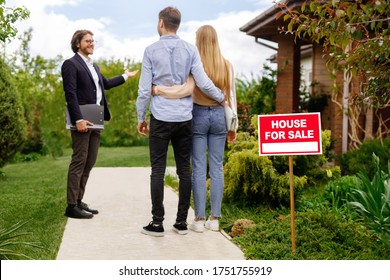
[62,29,138,219]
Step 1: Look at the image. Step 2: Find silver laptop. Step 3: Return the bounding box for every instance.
[66,104,104,130]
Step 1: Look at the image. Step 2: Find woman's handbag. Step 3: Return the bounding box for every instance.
[224,103,237,131]
[224,64,238,131]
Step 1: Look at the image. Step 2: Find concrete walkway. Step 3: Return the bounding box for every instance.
[56,167,245,260]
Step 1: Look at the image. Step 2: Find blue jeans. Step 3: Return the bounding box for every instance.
[192,104,227,219]
[149,115,192,224]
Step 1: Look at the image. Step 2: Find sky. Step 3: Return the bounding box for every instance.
[6,0,278,79]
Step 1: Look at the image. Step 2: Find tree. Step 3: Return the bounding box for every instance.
[279,0,389,147]
[236,64,277,134]
[0,0,29,42]
[9,28,69,157]
[0,0,29,167]
[0,57,26,168]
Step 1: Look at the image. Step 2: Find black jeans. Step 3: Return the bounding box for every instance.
[149,115,192,224]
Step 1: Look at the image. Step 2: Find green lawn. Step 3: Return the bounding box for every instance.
[0,146,175,260]
[0,153,69,259]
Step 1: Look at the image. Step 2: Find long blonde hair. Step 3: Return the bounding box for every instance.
[196,25,231,95]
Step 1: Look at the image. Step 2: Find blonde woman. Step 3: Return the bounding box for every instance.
[154,25,238,232]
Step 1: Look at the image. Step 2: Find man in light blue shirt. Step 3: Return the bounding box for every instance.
[136,6,224,237]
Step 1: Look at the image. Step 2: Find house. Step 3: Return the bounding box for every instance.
[240,1,389,157]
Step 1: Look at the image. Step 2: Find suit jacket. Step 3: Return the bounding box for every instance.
[61,54,125,124]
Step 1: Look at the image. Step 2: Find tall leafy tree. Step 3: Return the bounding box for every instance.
[279,0,389,146]
[10,28,67,156]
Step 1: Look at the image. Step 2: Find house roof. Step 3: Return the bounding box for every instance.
[240,0,305,42]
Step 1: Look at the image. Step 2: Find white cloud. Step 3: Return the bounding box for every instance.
[6,0,277,79]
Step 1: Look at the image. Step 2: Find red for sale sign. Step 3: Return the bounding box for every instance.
[258,113,322,156]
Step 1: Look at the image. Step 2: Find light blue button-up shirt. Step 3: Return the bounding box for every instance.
[136,35,224,123]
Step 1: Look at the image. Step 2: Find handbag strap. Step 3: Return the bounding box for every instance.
[227,63,237,113]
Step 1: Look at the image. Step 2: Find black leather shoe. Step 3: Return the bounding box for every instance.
[65,205,93,219]
[78,201,99,214]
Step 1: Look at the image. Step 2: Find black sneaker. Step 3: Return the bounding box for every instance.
[141,222,164,237]
[172,222,188,235]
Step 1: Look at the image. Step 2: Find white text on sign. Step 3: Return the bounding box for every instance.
[266,119,314,140]
[265,130,314,140]
[271,119,307,129]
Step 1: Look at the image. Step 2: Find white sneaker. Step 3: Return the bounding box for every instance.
[189,219,205,233]
[205,217,219,231]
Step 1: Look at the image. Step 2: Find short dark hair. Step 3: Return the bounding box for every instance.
[70,30,93,53]
[159,6,181,32]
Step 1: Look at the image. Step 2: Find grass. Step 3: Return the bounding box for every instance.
[96,146,174,167]
[0,153,69,259]
[0,146,175,260]
[0,221,44,259]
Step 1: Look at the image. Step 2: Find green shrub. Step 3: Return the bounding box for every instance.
[225,132,257,157]
[0,58,26,168]
[248,115,337,185]
[224,149,307,207]
[323,175,360,210]
[348,153,390,247]
[224,118,338,206]
[270,130,338,184]
[97,60,145,147]
[233,210,388,260]
[340,138,390,178]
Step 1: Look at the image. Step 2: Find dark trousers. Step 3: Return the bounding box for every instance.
[67,130,100,205]
[149,115,192,224]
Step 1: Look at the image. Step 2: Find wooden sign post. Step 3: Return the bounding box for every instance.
[258,113,322,252]
[289,155,296,252]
